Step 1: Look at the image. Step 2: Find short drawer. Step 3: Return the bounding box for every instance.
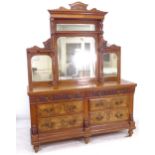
[110,108,129,122]
[89,98,110,111]
[38,100,83,117]
[90,111,109,125]
[111,96,129,108]
[90,108,129,125]
[89,95,128,111]
[38,114,83,132]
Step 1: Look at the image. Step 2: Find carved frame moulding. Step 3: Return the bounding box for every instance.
[27,46,56,89]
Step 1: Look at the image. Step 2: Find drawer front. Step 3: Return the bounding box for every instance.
[90,111,110,125]
[38,101,83,117]
[110,109,129,122]
[38,114,83,132]
[111,96,128,108]
[90,108,129,125]
[89,95,128,111]
[90,98,110,111]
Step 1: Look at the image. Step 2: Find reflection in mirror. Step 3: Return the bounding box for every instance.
[103,53,117,77]
[56,24,95,31]
[31,55,52,81]
[57,37,96,80]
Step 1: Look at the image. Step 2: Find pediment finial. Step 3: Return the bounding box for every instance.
[69,2,88,10]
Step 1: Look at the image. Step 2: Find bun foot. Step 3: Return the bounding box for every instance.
[128,129,133,137]
[84,137,90,144]
[34,145,39,153]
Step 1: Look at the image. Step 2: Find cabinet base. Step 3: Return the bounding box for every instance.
[31,121,136,152]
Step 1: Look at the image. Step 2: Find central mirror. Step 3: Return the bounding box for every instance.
[57,37,96,80]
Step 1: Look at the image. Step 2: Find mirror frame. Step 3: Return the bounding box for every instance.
[27,46,55,90]
[50,19,100,85]
[54,34,98,85]
[101,45,121,83]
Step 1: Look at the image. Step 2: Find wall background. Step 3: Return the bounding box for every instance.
[0,0,155,154]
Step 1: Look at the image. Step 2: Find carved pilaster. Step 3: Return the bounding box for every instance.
[50,18,55,35]
[31,126,38,135]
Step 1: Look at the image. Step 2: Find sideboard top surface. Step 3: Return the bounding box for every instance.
[28,80,136,95]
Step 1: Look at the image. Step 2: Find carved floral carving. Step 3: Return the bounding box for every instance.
[30,88,135,103]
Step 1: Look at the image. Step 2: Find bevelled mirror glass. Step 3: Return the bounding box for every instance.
[31,55,52,81]
[56,24,95,31]
[57,37,96,80]
[103,53,117,77]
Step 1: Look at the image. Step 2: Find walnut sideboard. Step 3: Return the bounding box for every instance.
[27,2,137,152]
[28,80,136,152]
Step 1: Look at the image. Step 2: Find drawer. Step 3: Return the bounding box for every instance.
[110,108,129,122]
[90,108,129,125]
[89,98,110,111]
[89,95,128,111]
[90,111,110,125]
[38,100,83,117]
[38,114,83,132]
[111,96,129,108]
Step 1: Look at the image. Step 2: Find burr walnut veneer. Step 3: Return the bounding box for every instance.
[27,2,137,152]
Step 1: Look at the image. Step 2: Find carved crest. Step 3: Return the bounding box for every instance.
[49,2,107,14]
[69,2,88,10]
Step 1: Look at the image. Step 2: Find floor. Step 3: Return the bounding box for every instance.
[16,118,154,155]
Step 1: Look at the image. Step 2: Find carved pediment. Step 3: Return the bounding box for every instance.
[50,1,106,13]
[69,2,88,10]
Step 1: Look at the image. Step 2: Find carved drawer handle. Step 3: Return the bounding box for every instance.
[68,119,77,125]
[49,108,54,112]
[61,120,67,127]
[115,113,123,118]
[95,101,105,107]
[42,122,55,128]
[115,100,123,105]
[43,108,54,113]
[65,105,76,112]
[96,115,104,121]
